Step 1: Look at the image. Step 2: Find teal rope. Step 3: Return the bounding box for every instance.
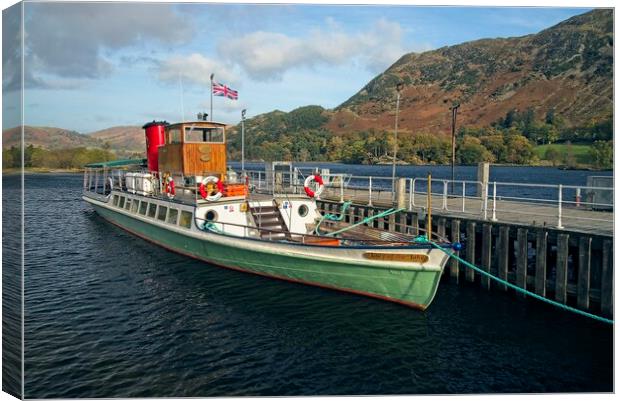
[313,201,352,235]
[324,201,352,221]
[315,206,404,236]
[423,238,614,325]
[203,222,224,234]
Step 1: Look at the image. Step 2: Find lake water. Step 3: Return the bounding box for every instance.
[3,168,613,397]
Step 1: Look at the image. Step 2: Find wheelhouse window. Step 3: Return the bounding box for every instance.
[148,203,157,218]
[168,128,181,144]
[184,126,224,143]
[167,208,179,225]
[157,206,168,221]
[139,201,148,215]
[179,211,193,229]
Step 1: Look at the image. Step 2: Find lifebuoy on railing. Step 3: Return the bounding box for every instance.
[304,174,324,198]
[199,176,224,201]
[164,176,175,198]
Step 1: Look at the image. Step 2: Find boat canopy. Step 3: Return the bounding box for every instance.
[84,158,147,168]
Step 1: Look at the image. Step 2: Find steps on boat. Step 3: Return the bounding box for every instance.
[249,202,292,240]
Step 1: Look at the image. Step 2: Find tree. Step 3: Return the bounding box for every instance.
[544,147,562,166]
[457,136,494,164]
[589,140,613,169]
[504,135,534,164]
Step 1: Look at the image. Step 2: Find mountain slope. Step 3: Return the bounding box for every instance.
[328,9,612,135]
[2,126,103,149]
[88,126,144,153]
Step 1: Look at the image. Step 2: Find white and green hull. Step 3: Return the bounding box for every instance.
[84,192,450,309]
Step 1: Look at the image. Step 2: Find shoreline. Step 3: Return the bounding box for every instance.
[1,164,613,175]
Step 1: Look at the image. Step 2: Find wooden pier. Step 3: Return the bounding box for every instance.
[316,198,614,319]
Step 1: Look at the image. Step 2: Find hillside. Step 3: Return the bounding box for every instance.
[2,126,103,150]
[231,9,612,140]
[88,126,144,153]
[329,9,612,135]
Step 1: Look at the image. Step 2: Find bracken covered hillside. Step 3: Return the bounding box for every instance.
[329,9,612,135]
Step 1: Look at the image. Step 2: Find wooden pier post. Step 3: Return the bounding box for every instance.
[555,234,569,304]
[497,226,510,291]
[450,220,460,282]
[437,218,446,239]
[535,230,548,297]
[412,213,419,236]
[481,224,492,290]
[466,221,476,282]
[516,228,528,297]
[601,239,613,316]
[398,213,407,234]
[577,236,592,310]
[396,178,407,209]
[388,214,396,232]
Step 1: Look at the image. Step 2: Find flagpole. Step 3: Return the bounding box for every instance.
[241,109,246,175]
[210,73,214,122]
[179,73,185,122]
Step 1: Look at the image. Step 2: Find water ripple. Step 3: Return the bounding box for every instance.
[9,173,612,397]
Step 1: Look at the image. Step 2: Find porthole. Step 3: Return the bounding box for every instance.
[205,210,217,222]
[298,204,309,217]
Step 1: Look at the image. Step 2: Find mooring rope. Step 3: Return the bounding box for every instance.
[414,237,613,325]
[315,203,404,236]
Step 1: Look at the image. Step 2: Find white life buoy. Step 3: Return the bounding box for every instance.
[304,174,325,198]
[200,176,223,201]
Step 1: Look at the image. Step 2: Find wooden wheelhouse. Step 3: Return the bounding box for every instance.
[158,121,227,179]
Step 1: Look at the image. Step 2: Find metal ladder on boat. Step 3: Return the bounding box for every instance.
[249,200,292,241]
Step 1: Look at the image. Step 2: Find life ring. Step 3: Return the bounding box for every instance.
[304,174,324,198]
[164,177,175,198]
[199,176,224,201]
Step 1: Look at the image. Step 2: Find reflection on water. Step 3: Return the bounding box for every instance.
[14,172,612,397]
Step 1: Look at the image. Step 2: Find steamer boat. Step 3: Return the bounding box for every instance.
[82,118,455,309]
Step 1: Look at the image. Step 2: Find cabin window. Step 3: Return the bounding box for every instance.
[184,126,224,143]
[139,201,148,215]
[119,196,126,209]
[157,206,168,221]
[298,204,309,217]
[168,128,181,144]
[125,198,132,210]
[131,199,140,213]
[148,203,157,218]
[113,195,119,206]
[179,211,193,229]
[167,208,179,225]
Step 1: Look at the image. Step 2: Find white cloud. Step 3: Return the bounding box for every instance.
[157,53,239,87]
[23,3,193,83]
[217,18,405,80]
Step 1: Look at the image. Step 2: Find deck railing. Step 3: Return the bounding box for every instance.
[239,168,613,232]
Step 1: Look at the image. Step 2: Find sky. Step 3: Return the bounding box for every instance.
[2,2,592,133]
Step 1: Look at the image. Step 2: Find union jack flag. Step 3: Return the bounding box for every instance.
[212,82,238,100]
